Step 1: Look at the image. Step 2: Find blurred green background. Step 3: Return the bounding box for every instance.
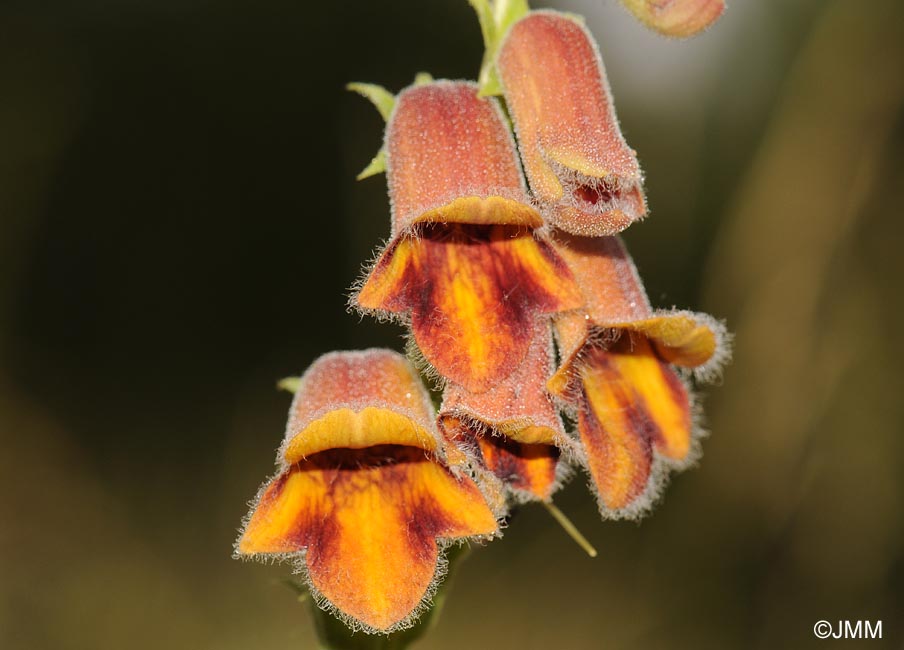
[2,0,902,648]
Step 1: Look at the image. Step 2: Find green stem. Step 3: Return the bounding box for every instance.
[542,501,598,558]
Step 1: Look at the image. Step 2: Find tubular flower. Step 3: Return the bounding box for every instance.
[496,11,646,237]
[353,80,583,393]
[546,234,727,517]
[236,350,498,633]
[619,0,725,38]
[439,319,568,502]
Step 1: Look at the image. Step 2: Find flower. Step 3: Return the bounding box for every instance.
[439,319,568,502]
[353,80,582,393]
[619,0,725,38]
[236,349,498,633]
[496,11,646,236]
[546,234,728,517]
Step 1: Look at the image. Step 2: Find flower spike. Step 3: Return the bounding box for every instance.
[497,11,647,236]
[237,350,499,633]
[547,234,728,517]
[353,81,582,393]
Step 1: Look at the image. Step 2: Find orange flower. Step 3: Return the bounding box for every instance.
[547,234,728,516]
[496,11,646,237]
[236,350,498,633]
[353,81,581,393]
[620,0,725,38]
[439,319,568,502]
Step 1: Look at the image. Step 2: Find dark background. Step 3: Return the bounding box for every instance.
[2,0,902,648]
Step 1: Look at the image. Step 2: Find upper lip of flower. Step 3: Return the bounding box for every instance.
[384,80,542,234]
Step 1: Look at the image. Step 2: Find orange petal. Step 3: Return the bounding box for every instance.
[280,349,439,463]
[497,12,646,235]
[547,234,722,394]
[553,234,651,328]
[620,0,725,38]
[238,446,497,632]
[577,333,692,513]
[443,420,560,502]
[438,318,563,445]
[437,319,564,501]
[625,314,719,369]
[356,224,582,392]
[476,434,560,501]
[387,80,540,233]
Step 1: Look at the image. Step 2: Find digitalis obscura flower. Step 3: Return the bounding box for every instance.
[620,0,725,38]
[439,319,569,502]
[496,11,646,236]
[546,234,728,517]
[352,80,583,393]
[236,350,498,633]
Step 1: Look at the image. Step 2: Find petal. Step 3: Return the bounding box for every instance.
[238,446,497,632]
[497,12,646,235]
[387,80,540,233]
[438,318,563,445]
[437,318,565,502]
[553,234,652,328]
[442,419,560,502]
[620,0,725,38]
[280,349,439,464]
[547,234,723,393]
[476,434,560,501]
[577,334,692,513]
[285,407,438,463]
[356,224,582,392]
[624,314,719,368]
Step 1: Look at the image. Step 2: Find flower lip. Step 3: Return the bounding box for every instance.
[549,312,721,399]
[237,444,498,632]
[497,11,647,236]
[546,234,724,397]
[441,416,563,502]
[406,195,543,230]
[278,349,442,465]
[569,330,697,516]
[354,224,583,394]
[283,407,438,464]
[385,80,541,234]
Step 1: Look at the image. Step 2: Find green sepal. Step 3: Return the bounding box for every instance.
[356,149,387,181]
[276,376,301,393]
[346,82,395,121]
[346,82,395,180]
[413,71,434,86]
